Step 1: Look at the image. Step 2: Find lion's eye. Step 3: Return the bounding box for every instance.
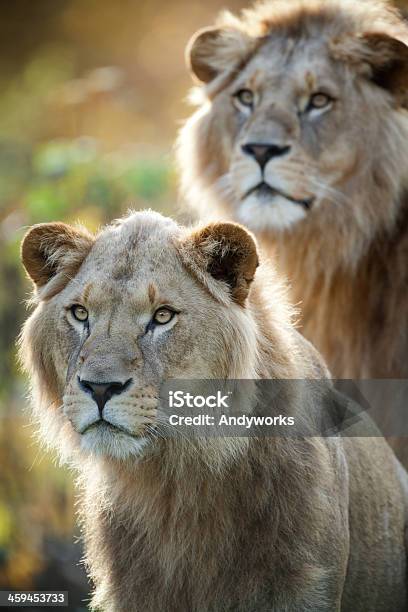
[153,307,175,325]
[71,305,88,322]
[308,92,332,111]
[234,88,254,107]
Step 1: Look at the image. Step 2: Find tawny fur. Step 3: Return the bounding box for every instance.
[179,0,408,466]
[19,212,408,611]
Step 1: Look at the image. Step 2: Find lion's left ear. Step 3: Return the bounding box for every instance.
[178,222,259,306]
[331,32,408,107]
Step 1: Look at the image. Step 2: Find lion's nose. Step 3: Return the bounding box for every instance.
[241,142,291,169]
[78,377,132,416]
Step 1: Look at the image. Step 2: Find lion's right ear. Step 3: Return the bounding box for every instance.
[186,26,253,85]
[21,222,94,296]
[331,32,408,108]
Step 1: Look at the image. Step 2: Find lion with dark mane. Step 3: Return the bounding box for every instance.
[179,0,408,384]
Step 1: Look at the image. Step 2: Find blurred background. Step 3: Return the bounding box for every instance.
[0,0,406,610]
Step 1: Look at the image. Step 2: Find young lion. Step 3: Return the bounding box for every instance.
[178,0,408,378]
[20,211,408,611]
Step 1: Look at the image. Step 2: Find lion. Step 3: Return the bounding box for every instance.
[19,210,408,611]
[178,0,408,384]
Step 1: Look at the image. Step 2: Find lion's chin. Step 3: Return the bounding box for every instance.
[80,423,150,460]
[236,193,308,232]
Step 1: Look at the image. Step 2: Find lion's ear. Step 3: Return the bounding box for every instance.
[21,222,94,296]
[179,222,259,306]
[186,26,253,85]
[362,33,408,107]
[331,32,408,107]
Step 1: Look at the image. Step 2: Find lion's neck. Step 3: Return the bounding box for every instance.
[268,193,408,378]
[82,436,325,611]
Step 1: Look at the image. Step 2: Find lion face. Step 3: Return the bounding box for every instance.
[208,39,360,231]
[20,213,259,461]
[180,0,408,237]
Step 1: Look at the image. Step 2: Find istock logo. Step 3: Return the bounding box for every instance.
[168,390,231,409]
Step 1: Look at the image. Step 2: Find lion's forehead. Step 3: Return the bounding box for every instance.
[81,229,180,285]
[66,228,191,316]
[73,264,184,312]
[239,37,341,95]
